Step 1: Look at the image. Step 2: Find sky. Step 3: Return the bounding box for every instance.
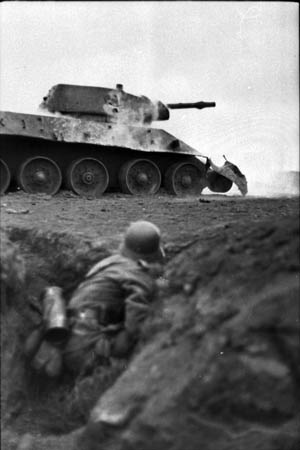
[0,1,299,195]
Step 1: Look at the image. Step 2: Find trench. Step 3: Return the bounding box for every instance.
[1,227,149,442]
[1,224,192,445]
[2,213,299,450]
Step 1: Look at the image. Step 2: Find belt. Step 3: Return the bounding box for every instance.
[71,309,123,334]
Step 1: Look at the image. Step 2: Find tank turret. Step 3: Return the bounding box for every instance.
[41,83,170,124]
[41,84,215,125]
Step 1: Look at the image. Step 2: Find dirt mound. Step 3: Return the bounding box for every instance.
[1,211,299,450]
[77,214,299,450]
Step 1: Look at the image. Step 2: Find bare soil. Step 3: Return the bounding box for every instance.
[1,191,298,248]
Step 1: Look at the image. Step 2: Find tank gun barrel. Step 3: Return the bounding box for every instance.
[167,101,216,110]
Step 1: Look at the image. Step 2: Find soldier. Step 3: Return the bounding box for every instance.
[26,220,165,378]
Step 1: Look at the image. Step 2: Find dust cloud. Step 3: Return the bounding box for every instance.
[203,169,300,198]
[247,170,299,197]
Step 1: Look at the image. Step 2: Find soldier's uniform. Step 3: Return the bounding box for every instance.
[64,253,157,373]
[26,221,165,377]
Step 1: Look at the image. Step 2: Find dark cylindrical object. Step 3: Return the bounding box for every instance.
[206,170,233,193]
[167,101,216,110]
[42,286,69,345]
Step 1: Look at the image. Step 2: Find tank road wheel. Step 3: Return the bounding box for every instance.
[67,158,109,198]
[18,157,62,195]
[0,159,11,195]
[119,159,161,195]
[164,162,203,196]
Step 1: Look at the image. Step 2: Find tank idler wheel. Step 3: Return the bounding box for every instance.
[18,157,62,195]
[206,170,233,193]
[164,162,204,196]
[0,159,11,195]
[67,158,109,198]
[119,159,161,195]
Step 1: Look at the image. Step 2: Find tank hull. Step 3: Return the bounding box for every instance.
[0,111,197,155]
[0,111,232,196]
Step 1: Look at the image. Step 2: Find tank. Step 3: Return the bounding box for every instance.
[0,83,232,197]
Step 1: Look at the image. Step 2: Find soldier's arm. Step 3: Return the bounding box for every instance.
[123,277,156,338]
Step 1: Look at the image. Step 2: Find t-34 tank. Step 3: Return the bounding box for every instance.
[0,83,232,197]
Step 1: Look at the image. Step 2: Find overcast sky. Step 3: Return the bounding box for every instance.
[0,1,298,194]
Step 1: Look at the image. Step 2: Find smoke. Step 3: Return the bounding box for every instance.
[247,170,299,197]
[199,154,299,198]
[36,107,64,117]
[217,168,300,198]
[205,160,300,198]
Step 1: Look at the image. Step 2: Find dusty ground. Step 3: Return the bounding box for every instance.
[1,190,299,248]
[1,190,299,450]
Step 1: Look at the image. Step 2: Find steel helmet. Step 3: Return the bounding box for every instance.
[120,220,165,263]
